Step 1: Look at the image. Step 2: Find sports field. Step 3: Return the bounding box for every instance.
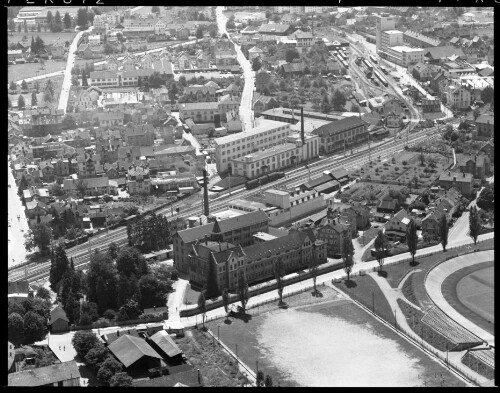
[206,288,464,387]
[441,261,494,335]
[456,267,494,324]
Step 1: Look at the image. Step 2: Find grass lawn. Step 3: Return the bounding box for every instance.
[8,31,76,46]
[383,237,495,289]
[363,239,440,263]
[8,60,66,83]
[176,329,247,387]
[356,226,379,247]
[206,285,464,387]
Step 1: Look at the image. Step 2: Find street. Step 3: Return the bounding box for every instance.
[8,159,30,268]
[216,7,255,131]
[58,28,92,113]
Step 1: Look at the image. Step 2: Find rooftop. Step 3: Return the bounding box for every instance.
[214,119,290,145]
[108,334,162,368]
[8,361,80,387]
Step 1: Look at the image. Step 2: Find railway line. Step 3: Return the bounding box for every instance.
[9,118,458,285]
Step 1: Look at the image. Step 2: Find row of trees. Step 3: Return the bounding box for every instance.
[72,331,132,386]
[46,10,72,33]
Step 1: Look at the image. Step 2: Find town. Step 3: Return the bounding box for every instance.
[8,5,494,387]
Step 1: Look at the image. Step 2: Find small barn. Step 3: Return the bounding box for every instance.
[148,330,183,364]
[49,306,69,333]
[108,334,162,375]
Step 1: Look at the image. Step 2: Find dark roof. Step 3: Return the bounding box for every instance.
[313,179,340,193]
[108,334,162,368]
[150,330,183,357]
[378,200,398,210]
[50,305,69,324]
[243,229,310,261]
[8,360,80,387]
[133,368,202,387]
[424,46,464,59]
[281,62,306,73]
[330,168,349,180]
[303,174,334,189]
[8,280,29,294]
[103,329,140,345]
[312,117,367,137]
[176,211,268,243]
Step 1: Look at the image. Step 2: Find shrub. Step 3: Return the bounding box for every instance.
[103,309,116,321]
[402,160,408,166]
[79,312,92,326]
[93,318,111,328]
[395,166,399,172]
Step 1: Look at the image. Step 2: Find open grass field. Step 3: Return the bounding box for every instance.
[206,284,464,387]
[8,60,66,83]
[442,261,494,335]
[8,31,76,46]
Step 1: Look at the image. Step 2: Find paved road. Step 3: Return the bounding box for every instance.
[11,70,65,86]
[216,6,255,131]
[8,160,30,268]
[58,28,92,113]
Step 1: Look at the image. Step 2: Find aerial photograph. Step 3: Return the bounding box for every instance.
[7,5,494,387]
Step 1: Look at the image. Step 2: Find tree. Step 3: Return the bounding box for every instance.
[9,81,17,91]
[71,74,80,87]
[17,95,26,109]
[197,290,206,329]
[104,43,115,55]
[481,86,494,104]
[138,274,170,309]
[81,72,88,87]
[477,187,494,210]
[374,230,387,273]
[44,91,53,103]
[342,230,354,282]
[256,370,265,387]
[35,36,45,53]
[222,288,230,320]
[119,298,141,320]
[8,313,25,346]
[46,10,53,27]
[62,114,77,130]
[206,255,220,299]
[439,214,449,252]
[77,8,88,28]
[64,12,72,30]
[406,219,418,264]
[31,91,38,107]
[226,14,235,29]
[285,48,300,63]
[36,286,51,301]
[469,206,481,246]
[151,6,161,14]
[237,269,249,313]
[97,356,123,386]
[107,242,120,260]
[21,80,28,91]
[274,257,285,305]
[75,178,87,198]
[413,175,419,190]
[252,56,262,72]
[418,152,425,166]
[23,311,47,344]
[24,222,52,256]
[53,11,62,32]
[72,331,100,359]
[264,375,273,387]
[196,26,203,39]
[84,343,109,371]
[109,372,133,387]
[116,246,148,278]
[332,89,347,111]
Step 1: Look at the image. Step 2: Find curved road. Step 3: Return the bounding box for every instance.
[215,6,255,131]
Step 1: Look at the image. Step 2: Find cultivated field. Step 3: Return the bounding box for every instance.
[206,286,463,387]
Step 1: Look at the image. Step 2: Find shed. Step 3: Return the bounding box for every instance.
[108,334,162,371]
[50,306,69,333]
[149,330,183,359]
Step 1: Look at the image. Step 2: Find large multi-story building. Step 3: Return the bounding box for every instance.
[403,30,441,48]
[380,30,404,50]
[189,228,326,291]
[474,114,494,140]
[445,85,472,111]
[382,45,425,66]
[376,14,397,52]
[179,102,220,123]
[173,210,270,273]
[311,117,369,155]
[214,119,292,173]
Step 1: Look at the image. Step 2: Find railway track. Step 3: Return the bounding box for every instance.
[10,119,459,285]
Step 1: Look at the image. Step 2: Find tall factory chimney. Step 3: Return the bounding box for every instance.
[203,169,209,217]
[300,107,305,144]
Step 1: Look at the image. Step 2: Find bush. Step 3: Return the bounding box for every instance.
[402,160,408,166]
[103,309,116,321]
[93,318,111,329]
[138,312,164,320]
[79,312,93,326]
[170,271,179,281]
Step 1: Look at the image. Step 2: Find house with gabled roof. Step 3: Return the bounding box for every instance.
[50,305,69,333]
[108,334,162,373]
[8,360,81,387]
[385,208,411,241]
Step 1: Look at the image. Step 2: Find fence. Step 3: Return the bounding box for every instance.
[334,284,484,386]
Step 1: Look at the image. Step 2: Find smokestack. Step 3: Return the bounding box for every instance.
[203,169,209,217]
[301,107,305,144]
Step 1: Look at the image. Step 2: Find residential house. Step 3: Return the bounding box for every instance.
[474,114,494,141]
[91,111,125,127]
[457,154,491,180]
[438,171,473,196]
[479,141,494,163]
[127,165,151,194]
[125,126,156,147]
[342,204,371,230]
[248,46,264,60]
[252,94,278,116]
[411,62,436,81]
[316,208,352,257]
[63,177,117,197]
[377,196,400,214]
[258,23,292,36]
[279,62,306,77]
[293,30,314,47]
[179,102,220,123]
[421,211,442,240]
[311,117,369,154]
[384,209,411,241]
[445,85,472,111]
[421,98,441,113]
